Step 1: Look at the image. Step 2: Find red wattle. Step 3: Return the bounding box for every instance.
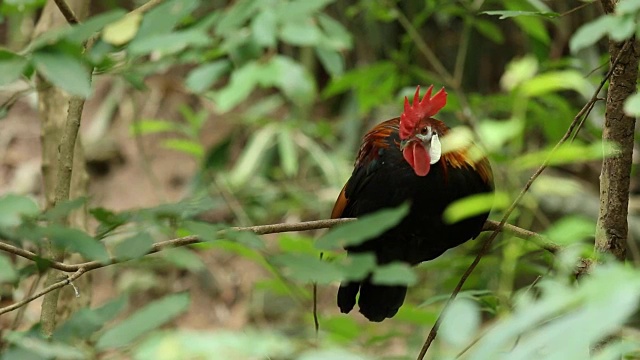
[403,142,431,176]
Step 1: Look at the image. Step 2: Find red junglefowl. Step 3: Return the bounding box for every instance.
[331,85,493,322]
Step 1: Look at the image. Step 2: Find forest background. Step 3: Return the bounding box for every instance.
[1,0,640,359]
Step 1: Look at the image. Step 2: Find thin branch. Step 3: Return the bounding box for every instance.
[560,2,594,17]
[11,274,42,329]
[394,7,455,88]
[0,218,551,274]
[0,218,553,316]
[482,220,559,253]
[415,38,632,360]
[129,0,164,17]
[52,0,79,24]
[393,4,479,130]
[0,269,85,316]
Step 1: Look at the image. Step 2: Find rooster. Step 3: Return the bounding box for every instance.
[331,85,493,322]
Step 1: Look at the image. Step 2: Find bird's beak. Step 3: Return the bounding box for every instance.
[401,135,431,151]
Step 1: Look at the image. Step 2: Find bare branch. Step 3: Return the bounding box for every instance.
[0,218,553,315]
[130,0,165,17]
[1,218,553,273]
[52,0,80,24]
[416,38,631,360]
[0,269,85,316]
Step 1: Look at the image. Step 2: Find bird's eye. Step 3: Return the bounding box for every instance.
[420,126,429,135]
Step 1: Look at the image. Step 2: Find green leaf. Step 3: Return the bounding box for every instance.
[609,15,635,41]
[277,234,316,254]
[160,248,205,272]
[477,118,524,153]
[443,192,504,224]
[371,262,417,286]
[132,0,200,40]
[129,29,210,56]
[617,0,640,14]
[42,197,87,222]
[520,70,592,98]
[472,19,504,44]
[322,61,398,113]
[298,349,368,360]
[102,13,143,46]
[440,299,480,347]
[339,253,376,281]
[0,194,39,227]
[512,14,550,44]
[500,56,538,91]
[623,92,640,116]
[130,119,180,135]
[96,293,190,350]
[277,128,298,176]
[114,232,154,260]
[32,50,91,97]
[225,230,265,249]
[66,9,127,43]
[251,9,277,47]
[481,10,559,19]
[228,125,276,186]
[4,331,86,359]
[54,296,128,342]
[279,20,321,46]
[90,207,130,237]
[544,216,594,246]
[182,220,225,242]
[316,46,344,77]
[47,225,110,263]
[321,316,361,341]
[570,15,617,53]
[276,0,335,19]
[185,60,230,93]
[515,141,618,169]
[317,14,352,50]
[212,61,260,112]
[133,330,294,359]
[162,138,204,159]
[468,264,640,359]
[216,0,260,35]
[268,55,316,106]
[0,50,28,85]
[315,203,409,250]
[394,304,437,325]
[272,253,343,284]
[0,254,17,283]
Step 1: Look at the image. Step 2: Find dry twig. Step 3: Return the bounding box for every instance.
[0,218,551,316]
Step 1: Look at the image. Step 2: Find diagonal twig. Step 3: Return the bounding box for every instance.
[52,0,79,24]
[0,269,85,316]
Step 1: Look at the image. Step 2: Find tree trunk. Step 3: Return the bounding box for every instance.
[595,1,639,261]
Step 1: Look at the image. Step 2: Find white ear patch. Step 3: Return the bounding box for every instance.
[430,133,441,164]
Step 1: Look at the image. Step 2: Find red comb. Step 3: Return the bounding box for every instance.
[399,85,447,139]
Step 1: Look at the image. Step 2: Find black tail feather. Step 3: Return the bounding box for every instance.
[337,278,407,322]
[337,281,359,314]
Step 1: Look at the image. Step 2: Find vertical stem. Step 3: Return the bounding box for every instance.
[595,1,640,260]
[34,0,90,338]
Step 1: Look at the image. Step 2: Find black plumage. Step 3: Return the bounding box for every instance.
[332,117,493,322]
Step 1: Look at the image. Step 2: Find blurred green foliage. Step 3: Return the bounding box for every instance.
[1,0,640,359]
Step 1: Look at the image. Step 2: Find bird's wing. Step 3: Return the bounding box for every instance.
[331,118,399,219]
